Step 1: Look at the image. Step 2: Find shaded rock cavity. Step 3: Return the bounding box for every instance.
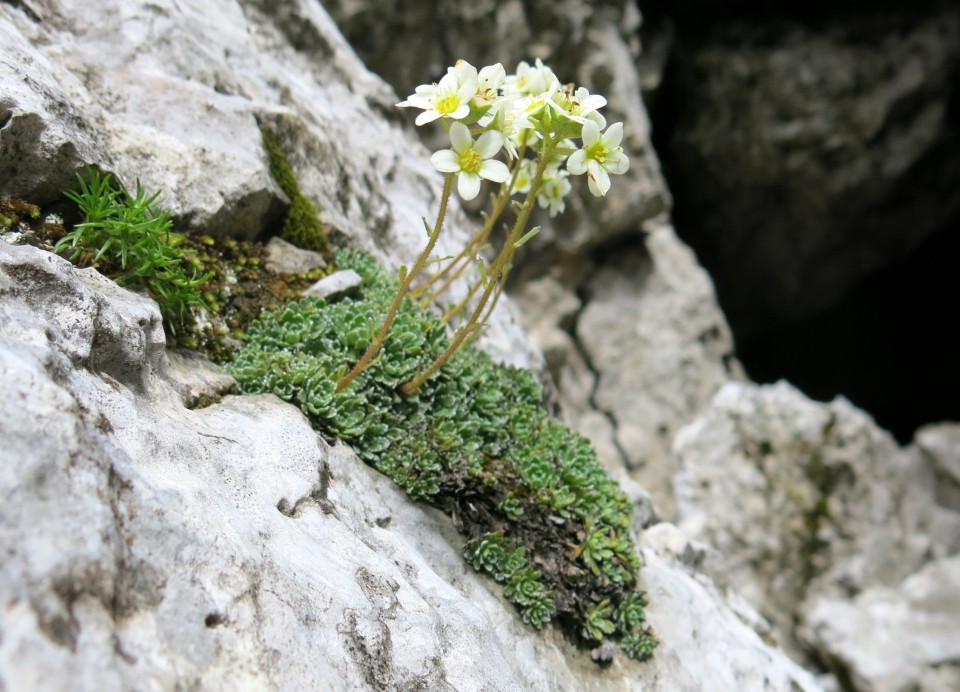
[645,2,960,442]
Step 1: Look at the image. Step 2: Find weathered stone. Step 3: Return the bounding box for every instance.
[0,228,818,692]
[302,268,363,300]
[0,0,542,371]
[325,0,671,256]
[800,555,960,692]
[640,524,823,692]
[573,219,743,518]
[264,236,327,275]
[165,348,238,409]
[512,218,743,521]
[673,379,960,682]
[914,422,960,515]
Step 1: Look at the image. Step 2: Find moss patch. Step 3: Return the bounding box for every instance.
[261,128,332,257]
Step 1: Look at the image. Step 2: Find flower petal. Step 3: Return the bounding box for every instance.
[580,120,600,147]
[601,122,624,149]
[449,104,471,120]
[566,149,587,175]
[430,149,461,173]
[474,130,504,159]
[449,122,473,154]
[479,159,510,183]
[416,110,442,126]
[587,164,611,197]
[605,151,630,175]
[458,172,481,200]
[586,110,607,131]
[437,70,459,94]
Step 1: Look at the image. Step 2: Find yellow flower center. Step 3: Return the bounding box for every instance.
[586,141,607,164]
[459,148,482,174]
[436,94,460,114]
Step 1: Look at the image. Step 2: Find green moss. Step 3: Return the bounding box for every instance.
[227,248,657,661]
[0,198,41,228]
[261,128,331,256]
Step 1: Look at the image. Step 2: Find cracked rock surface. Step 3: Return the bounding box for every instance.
[0,228,822,691]
[673,380,960,685]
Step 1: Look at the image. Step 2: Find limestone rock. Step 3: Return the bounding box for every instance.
[575,219,743,518]
[0,0,542,370]
[641,524,823,692]
[673,380,960,684]
[801,555,960,692]
[303,269,363,301]
[325,0,671,255]
[1,226,817,691]
[914,422,960,516]
[264,236,327,275]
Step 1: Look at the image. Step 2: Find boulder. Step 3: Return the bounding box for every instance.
[673,380,960,684]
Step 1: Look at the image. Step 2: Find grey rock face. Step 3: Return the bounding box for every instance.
[264,236,327,275]
[575,219,742,518]
[0,0,831,686]
[0,0,542,370]
[0,242,546,690]
[673,380,960,685]
[657,9,960,336]
[322,0,742,521]
[801,554,960,692]
[515,218,743,519]
[0,220,820,691]
[914,423,960,516]
[302,268,363,300]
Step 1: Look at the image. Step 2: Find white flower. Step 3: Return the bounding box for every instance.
[510,84,556,133]
[548,85,607,128]
[505,58,559,98]
[398,63,478,126]
[566,121,629,197]
[473,63,506,109]
[430,122,510,200]
[537,169,572,217]
[511,158,537,195]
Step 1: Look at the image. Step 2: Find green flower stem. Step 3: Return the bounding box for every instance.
[411,141,528,306]
[336,172,455,393]
[400,140,555,396]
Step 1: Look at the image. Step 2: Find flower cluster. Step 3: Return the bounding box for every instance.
[399,58,629,212]
[337,59,628,398]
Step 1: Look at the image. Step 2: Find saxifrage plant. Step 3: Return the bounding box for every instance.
[228,247,657,660]
[337,58,630,395]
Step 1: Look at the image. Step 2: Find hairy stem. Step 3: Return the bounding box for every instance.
[336,173,455,393]
[411,141,528,306]
[400,141,554,396]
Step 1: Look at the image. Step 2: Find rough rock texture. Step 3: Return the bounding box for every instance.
[914,423,960,514]
[0,230,822,690]
[514,218,743,518]
[322,0,746,520]
[673,380,960,685]
[801,554,960,692]
[5,0,959,689]
[652,6,960,337]
[0,0,540,371]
